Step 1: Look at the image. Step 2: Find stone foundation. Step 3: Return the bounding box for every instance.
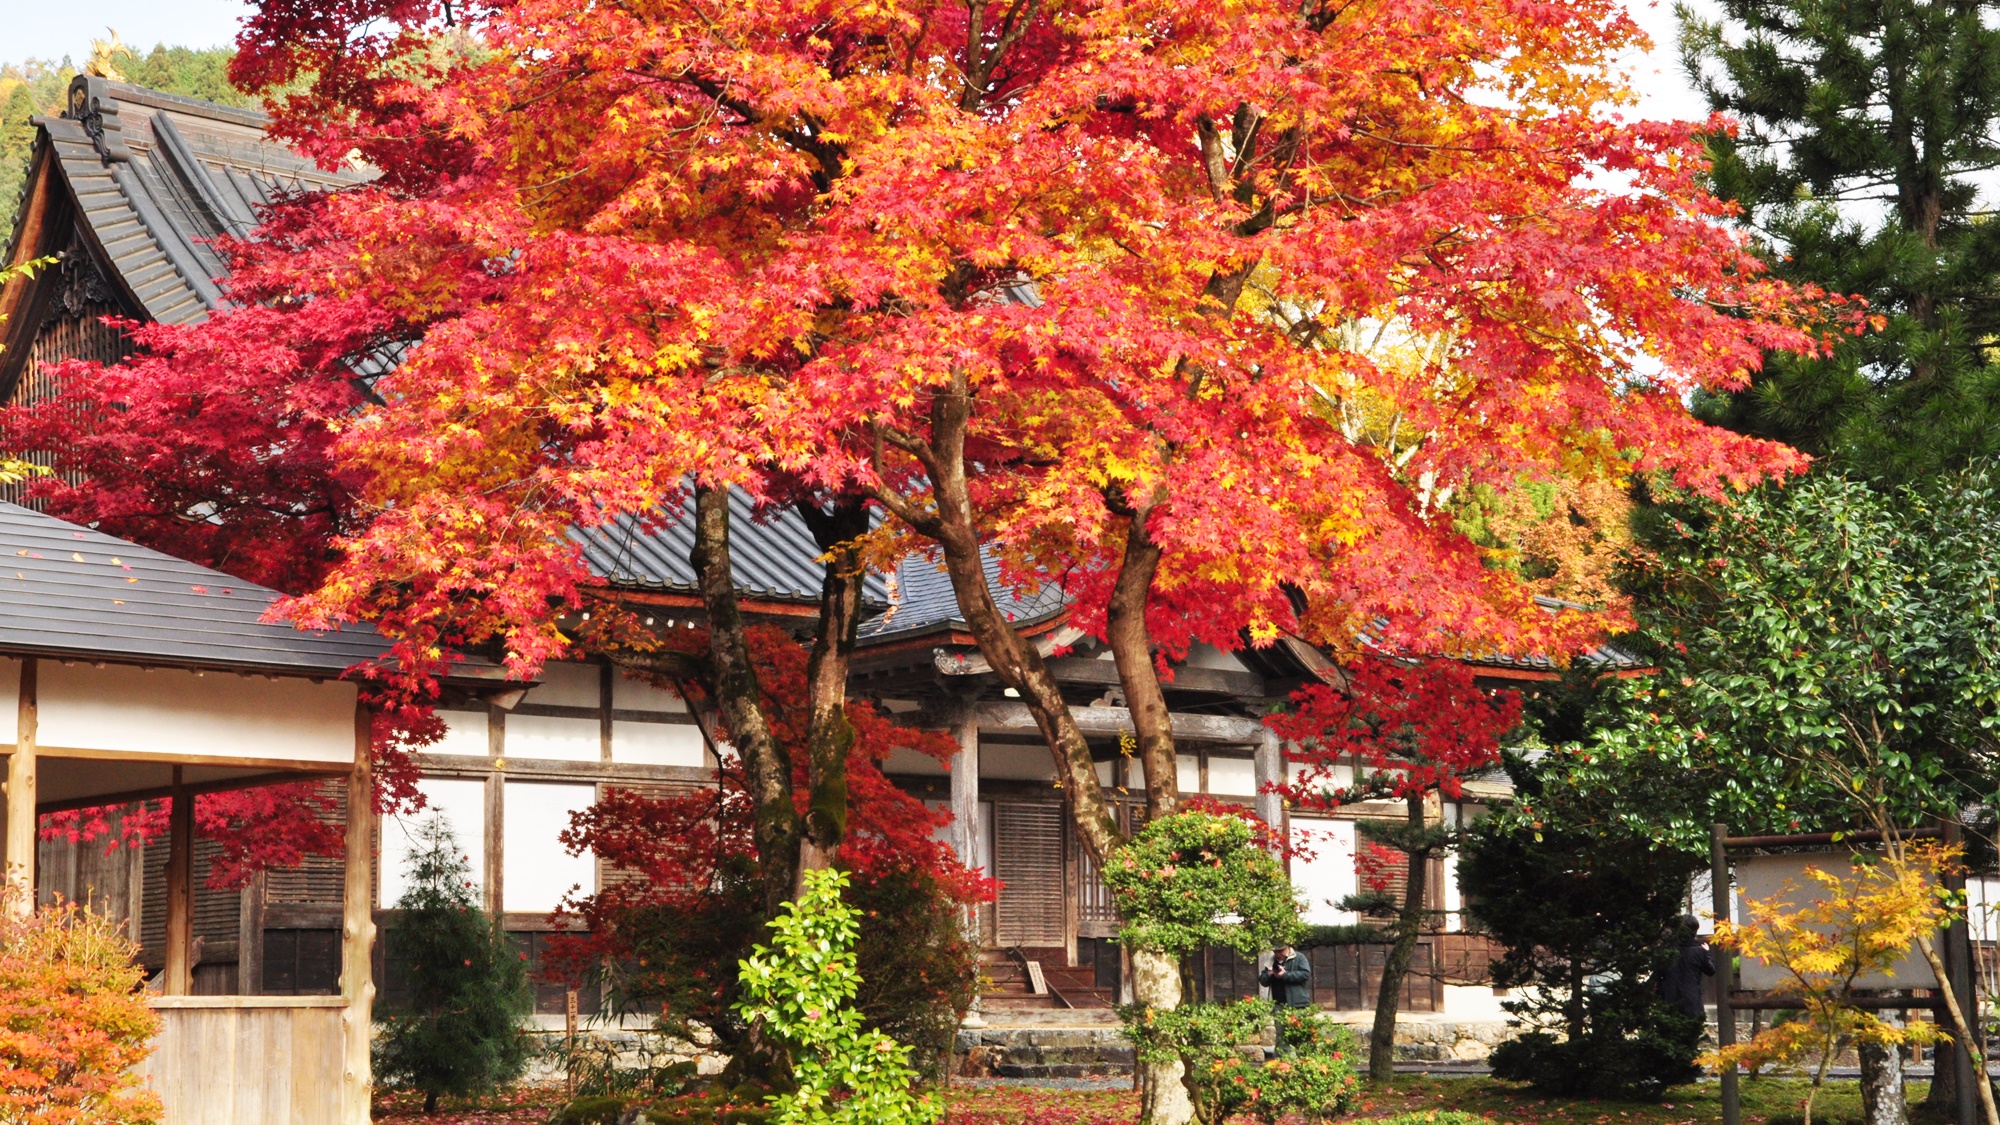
[954,1013,1514,1078]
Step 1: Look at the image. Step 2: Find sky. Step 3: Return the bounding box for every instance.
[3,0,253,66]
[3,0,1723,115]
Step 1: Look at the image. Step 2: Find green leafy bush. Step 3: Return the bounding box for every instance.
[1101,809,1299,957]
[735,868,941,1125]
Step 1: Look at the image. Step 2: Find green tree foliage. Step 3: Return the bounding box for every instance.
[374,814,533,1115]
[1616,471,2000,832]
[1102,810,1300,959]
[1682,0,2000,481]
[1460,753,1706,1099]
[1122,1001,1361,1125]
[735,868,942,1125]
[0,46,248,235]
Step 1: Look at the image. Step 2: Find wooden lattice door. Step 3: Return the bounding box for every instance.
[993,802,1067,947]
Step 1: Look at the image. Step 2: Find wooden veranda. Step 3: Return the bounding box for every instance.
[0,502,398,1125]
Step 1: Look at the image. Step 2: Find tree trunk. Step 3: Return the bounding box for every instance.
[1104,494,1179,821]
[1131,946,1197,1125]
[690,484,799,918]
[794,493,870,882]
[1368,795,1429,1082]
[1860,1035,1907,1125]
[873,381,1187,1114]
[1916,933,2000,1125]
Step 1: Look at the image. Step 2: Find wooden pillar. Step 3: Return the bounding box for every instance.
[1711,824,1739,1125]
[1254,728,1285,854]
[3,658,35,919]
[339,704,376,1125]
[949,704,981,876]
[163,768,192,995]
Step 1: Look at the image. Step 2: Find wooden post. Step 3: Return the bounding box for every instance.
[949,704,981,876]
[1254,729,1285,855]
[164,767,192,995]
[1711,824,1739,1125]
[564,989,579,1098]
[950,703,987,1030]
[339,705,377,1125]
[3,658,35,919]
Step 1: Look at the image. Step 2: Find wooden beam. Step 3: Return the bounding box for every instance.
[339,704,376,1125]
[975,701,1266,744]
[34,767,347,815]
[1254,728,1285,845]
[163,768,192,995]
[1037,656,1264,698]
[4,657,36,918]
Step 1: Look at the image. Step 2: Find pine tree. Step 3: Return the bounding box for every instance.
[1682,0,2000,481]
[374,814,532,1115]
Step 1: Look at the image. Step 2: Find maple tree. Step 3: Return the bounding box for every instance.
[0,900,162,1125]
[1704,848,1955,1125]
[1270,658,1521,1081]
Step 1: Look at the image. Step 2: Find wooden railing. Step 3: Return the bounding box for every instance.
[140,995,349,1125]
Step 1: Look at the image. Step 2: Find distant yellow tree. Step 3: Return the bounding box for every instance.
[1705,845,1956,1125]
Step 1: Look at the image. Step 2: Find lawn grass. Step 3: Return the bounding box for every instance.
[1350,1074,1940,1125]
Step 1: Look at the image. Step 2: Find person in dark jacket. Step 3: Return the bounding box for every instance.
[1259,944,1314,1054]
[1658,914,1716,1024]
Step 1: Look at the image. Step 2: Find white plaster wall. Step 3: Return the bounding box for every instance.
[1441,983,1513,1022]
[521,662,601,708]
[1207,755,1256,796]
[36,662,355,764]
[430,709,490,757]
[503,781,596,912]
[380,777,488,908]
[1290,816,1358,924]
[611,721,704,767]
[612,672,686,712]
[504,714,600,761]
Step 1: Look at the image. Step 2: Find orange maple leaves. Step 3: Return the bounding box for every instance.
[213,0,1847,671]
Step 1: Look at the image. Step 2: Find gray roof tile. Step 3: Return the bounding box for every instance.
[0,502,389,676]
[570,489,890,605]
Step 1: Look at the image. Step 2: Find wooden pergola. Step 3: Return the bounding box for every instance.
[0,502,412,1125]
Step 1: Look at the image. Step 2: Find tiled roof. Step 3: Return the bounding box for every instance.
[861,549,1068,639]
[0,501,389,675]
[571,490,889,605]
[31,78,361,327]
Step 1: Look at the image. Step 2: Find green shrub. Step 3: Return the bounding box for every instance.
[1101,809,1299,957]
[1123,999,1360,1125]
[374,813,534,1115]
[735,869,941,1125]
